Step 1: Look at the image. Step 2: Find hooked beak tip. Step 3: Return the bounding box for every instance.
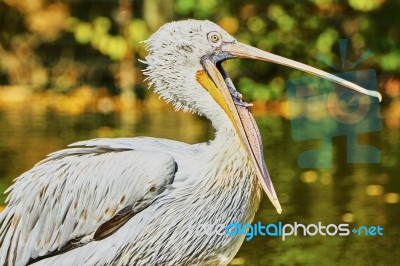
[377,92,383,102]
[223,42,382,102]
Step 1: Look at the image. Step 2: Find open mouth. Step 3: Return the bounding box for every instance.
[216,63,252,108]
[198,53,282,213]
[199,41,381,214]
[216,61,277,203]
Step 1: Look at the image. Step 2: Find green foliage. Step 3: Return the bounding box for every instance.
[348,0,383,11]
[381,52,400,71]
[66,17,150,61]
[316,28,339,54]
[175,0,218,18]
[127,20,150,44]
[0,0,398,99]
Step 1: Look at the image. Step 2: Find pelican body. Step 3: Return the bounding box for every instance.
[0,20,380,266]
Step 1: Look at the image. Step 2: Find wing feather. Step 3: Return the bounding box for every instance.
[0,138,176,266]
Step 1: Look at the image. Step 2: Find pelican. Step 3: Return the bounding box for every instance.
[0,20,380,266]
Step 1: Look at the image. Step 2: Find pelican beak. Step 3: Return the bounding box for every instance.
[198,41,381,214]
[222,42,382,101]
[199,58,282,214]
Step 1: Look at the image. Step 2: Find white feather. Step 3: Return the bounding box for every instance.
[0,20,264,266]
[0,138,177,265]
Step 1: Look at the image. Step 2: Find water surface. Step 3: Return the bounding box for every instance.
[0,103,398,265]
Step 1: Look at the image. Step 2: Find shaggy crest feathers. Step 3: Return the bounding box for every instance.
[141,20,235,117]
[0,20,263,266]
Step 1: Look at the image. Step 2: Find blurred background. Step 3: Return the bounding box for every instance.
[0,0,399,265]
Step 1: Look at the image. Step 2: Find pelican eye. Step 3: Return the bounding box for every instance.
[208,32,222,46]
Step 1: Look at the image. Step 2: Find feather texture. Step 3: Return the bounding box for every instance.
[0,19,267,266]
[25,133,261,266]
[0,138,177,265]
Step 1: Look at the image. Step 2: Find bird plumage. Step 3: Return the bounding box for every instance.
[1,20,258,265]
[0,19,381,266]
[0,134,260,265]
[142,20,234,120]
[0,138,177,265]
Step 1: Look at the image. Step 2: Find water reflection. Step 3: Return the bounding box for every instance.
[0,105,398,265]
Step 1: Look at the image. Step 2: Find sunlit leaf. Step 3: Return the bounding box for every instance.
[93,17,111,33]
[277,15,295,32]
[74,22,92,44]
[175,0,195,15]
[127,19,150,44]
[247,17,266,34]
[380,52,400,71]
[219,17,239,34]
[108,36,128,61]
[316,28,339,53]
[98,35,111,55]
[267,4,285,22]
[195,0,217,18]
[348,0,383,12]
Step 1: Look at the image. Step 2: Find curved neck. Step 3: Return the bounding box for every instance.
[188,126,262,226]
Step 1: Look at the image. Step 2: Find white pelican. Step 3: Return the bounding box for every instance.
[0,20,381,266]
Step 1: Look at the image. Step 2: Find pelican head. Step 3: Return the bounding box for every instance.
[142,20,381,214]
